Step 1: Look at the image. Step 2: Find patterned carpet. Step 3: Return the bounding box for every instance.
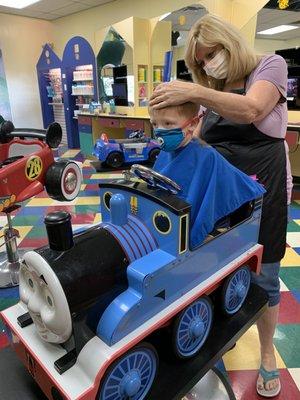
[0,147,299,400]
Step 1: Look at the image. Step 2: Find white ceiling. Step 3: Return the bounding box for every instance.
[0,0,299,41]
[256,8,300,40]
[0,0,116,20]
[163,4,300,46]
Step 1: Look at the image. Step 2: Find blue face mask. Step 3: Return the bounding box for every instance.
[154,128,184,152]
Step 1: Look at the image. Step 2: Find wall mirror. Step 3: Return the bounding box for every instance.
[152,4,207,84]
[97,27,134,106]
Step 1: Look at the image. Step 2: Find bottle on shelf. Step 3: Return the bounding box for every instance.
[109,99,116,114]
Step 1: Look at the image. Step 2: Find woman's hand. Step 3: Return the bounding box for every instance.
[149,80,200,109]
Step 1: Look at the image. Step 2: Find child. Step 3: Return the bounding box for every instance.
[149,102,266,248]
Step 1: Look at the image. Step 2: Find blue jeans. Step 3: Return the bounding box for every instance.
[251,262,281,307]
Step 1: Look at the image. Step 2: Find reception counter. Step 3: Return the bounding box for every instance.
[77,113,152,156]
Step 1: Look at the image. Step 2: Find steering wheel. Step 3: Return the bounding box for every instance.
[130,164,181,194]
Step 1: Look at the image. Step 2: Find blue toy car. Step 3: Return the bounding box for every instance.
[93,130,161,168]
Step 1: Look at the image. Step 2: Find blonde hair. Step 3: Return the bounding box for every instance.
[174,102,199,119]
[185,14,261,90]
[149,101,199,119]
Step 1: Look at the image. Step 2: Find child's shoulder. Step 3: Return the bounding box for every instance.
[190,138,216,154]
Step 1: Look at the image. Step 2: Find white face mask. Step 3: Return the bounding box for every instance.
[203,49,228,80]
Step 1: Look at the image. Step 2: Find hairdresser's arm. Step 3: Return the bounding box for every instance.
[149,80,281,124]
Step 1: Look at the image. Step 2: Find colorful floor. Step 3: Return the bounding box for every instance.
[0,147,300,400]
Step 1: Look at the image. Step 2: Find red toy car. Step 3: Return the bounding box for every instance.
[0,121,82,212]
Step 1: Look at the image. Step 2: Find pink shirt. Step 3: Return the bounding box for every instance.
[200,55,292,204]
[246,55,292,203]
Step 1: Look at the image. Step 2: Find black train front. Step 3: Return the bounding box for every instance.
[19,210,129,345]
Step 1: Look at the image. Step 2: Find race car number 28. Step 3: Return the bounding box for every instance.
[25,156,43,181]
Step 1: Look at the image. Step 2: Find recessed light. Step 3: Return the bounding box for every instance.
[0,0,41,9]
[257,25,299,35]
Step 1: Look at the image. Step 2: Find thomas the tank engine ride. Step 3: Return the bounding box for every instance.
[1,165,263,400]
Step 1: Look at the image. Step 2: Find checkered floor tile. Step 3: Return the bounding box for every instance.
[0,148,299,399]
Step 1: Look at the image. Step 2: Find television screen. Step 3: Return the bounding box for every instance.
[112,83,127,99]
[177,59,192,82]
[287,78,298,101]
[113,65,127,82]
[112,82,128,106]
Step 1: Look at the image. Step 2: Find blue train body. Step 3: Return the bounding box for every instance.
[98,180,262,345]
[1,169,264,400]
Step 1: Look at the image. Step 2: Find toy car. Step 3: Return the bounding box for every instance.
[93,130,161,169]
[0,121,82,211]
[1,165,263,400]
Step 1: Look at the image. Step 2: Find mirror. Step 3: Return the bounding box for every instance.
[97,27,134,106]
[151,4,207,85]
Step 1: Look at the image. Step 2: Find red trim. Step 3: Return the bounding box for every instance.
[0,314,71,400]
[109,224,139,260]
[127,220,148,255]
[80,245,263,399]
[1,244,263,400]
[129,217,157,251]
[102,223,130,262]
[122,225,143,258]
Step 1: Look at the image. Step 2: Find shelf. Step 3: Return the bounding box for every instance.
[76,103,90,107]
[71,93,94,96]
[73,78,93,82]
[138,81,147,84]
[73,116,78,119]
[48,102,63,106]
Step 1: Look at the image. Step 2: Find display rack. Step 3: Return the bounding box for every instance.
[62,36,98,148]
[152,64,164,88]
[72,64,95,119]
[36,44,68,144]
[137,64,148,107]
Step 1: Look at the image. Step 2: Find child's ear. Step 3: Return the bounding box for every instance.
[186,118,198,135]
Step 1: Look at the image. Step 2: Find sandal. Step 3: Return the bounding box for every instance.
[256,365,281,398]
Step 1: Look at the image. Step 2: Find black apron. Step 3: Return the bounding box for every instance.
[201,86,287,263]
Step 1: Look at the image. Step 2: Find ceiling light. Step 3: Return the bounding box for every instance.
[257,25,299,35]
[0,0,41,9]
[159,12,171,21]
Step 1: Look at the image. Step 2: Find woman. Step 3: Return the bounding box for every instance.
[150,14,291,398]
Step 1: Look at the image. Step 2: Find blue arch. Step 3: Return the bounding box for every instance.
[62,36,98,148]
[36,44,63,129]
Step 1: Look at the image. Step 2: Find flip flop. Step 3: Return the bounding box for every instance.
[256,365,281,398]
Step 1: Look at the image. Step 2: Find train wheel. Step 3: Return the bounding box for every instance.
[98,342,158,400]
[172,296,213,359]
[221,265,251,315]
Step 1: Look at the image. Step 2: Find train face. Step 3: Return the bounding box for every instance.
[19,251,73,344]
[19,222,130,344]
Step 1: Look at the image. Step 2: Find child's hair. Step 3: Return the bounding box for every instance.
[173,102,200,120]
[149,101,199,120]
